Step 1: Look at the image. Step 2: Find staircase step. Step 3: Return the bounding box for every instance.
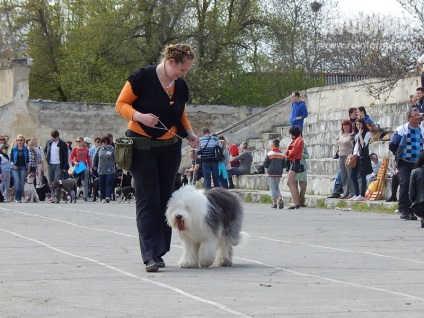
[231,174,393,198]
[231,189,398,210]
[261,132,281,140]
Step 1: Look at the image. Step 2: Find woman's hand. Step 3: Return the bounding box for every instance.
[133,112,159,127]
[186,131,199,148]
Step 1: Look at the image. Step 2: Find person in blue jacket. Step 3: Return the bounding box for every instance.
[290,91,308,131]
[10,134,29,203]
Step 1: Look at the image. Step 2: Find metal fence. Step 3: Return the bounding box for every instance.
[311,72,377,86]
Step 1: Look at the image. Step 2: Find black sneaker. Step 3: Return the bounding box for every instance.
[408,215,418,221]
[155,257,165,268]
[277,199,284,209]
[334,187,344,195]
[145,259,159,272]
[327,193,341,198]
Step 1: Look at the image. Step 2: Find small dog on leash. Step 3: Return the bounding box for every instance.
[10,186,15,202]
[76,185,83,199]
[90,175,99,202]
[166,186,247,268]
[24,173,39,203]
[36,176,50,201]
[115,186,135,203]
[51,179,77,203]
[181,174,189,186]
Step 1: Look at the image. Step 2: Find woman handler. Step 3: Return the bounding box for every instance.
[116,44,199,272]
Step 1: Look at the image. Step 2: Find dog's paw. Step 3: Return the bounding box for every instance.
[215,258,233,267]
[178,260,199,268]
[199,259,214,268]
[199,262,213,268]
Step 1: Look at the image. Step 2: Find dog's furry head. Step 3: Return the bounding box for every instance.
[166,185,247,268]
[166,186,209,233]
[26,175,35,184]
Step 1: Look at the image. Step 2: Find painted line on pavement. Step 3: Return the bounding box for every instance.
[0,228,250,318]
[237,257,424,302]
[259,236,424,264]
[3,207,424,302]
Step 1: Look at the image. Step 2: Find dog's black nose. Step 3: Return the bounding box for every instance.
[176,214,182,220]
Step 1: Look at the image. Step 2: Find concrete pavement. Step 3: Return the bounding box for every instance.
[1,200,423,317]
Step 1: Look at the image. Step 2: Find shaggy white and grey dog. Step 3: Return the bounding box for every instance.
[24,174,39,203]
[166,186,247,268]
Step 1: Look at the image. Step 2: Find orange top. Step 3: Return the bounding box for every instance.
[285,137,304,161]
[115,81,193,139]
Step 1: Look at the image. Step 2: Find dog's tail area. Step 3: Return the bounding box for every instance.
[236,231,249,247]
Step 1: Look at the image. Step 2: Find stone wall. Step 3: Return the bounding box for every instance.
[306,76,420,113]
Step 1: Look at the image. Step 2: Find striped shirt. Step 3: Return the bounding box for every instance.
[197,135,223,162]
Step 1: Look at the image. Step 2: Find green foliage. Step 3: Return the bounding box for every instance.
[348,202,398,213]
[373,204,397,213]
[349,202,370,212]
[259,195,272,204]
[316,199,326,208]
[245,193,253,203]
[0,0,25,59]
[218,69,325,106]
[26,0,66,100]
[8,0,410,106]
[335,200,348,208]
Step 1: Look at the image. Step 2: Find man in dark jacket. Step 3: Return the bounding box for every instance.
[44,130,68,203]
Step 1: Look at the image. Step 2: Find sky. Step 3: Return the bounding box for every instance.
[337,0,407,17]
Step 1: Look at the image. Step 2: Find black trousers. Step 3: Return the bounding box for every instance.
[398,160,415,216]
[412,202,424,219]
[390,173,399,199]
[130,140,182,264]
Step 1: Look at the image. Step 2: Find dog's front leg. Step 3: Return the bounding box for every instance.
[178,239,199,268]
[198,240,218,268]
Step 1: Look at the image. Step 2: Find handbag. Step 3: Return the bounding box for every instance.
[345,154,357,168]
[293,163,305,173]
[214,145,225,162]
[252,164,265,174]
[115,137,133,171]
[291,160,305,173]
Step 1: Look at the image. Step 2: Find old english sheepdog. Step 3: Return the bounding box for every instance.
[166,186,247,268]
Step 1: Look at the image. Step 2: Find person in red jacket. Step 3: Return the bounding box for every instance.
[285,126,304,209]
[229,144,240,167]
[69,136,92,201]
[228,143,240,188]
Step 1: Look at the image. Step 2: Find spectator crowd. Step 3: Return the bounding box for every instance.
[0,130,133,204]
